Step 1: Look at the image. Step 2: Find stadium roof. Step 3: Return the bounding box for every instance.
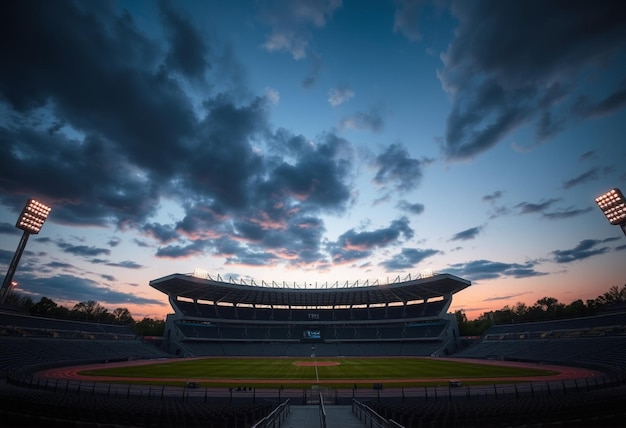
[149,273,471,307]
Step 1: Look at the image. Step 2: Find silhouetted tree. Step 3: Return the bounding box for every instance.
[134,317,165,336]
[112,307,134,324]
[72,300,111,322]
[596,285,626,306]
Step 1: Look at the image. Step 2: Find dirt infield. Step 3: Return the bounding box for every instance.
[38,357,602,385]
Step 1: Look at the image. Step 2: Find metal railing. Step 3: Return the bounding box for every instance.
[352,399,391,428]
[319,390,327,428]
[251,399,290,428]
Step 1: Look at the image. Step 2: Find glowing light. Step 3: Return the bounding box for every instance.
[16,199,51,234]
[595,188,626,226]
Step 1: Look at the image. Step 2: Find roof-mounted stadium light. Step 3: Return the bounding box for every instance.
[595,188,626,236]
[0,199,52,304]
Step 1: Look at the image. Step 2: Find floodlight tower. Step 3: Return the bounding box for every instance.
[594,188,626,237]
[0,199,51,304]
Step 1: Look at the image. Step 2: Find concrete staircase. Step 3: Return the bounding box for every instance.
[281,405,365,428]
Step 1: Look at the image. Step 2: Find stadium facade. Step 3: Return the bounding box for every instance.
[150,271,471,358]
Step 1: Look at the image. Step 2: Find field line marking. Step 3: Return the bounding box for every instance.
[314,359,319,383]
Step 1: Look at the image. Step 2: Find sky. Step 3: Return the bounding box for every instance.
[1,0,625,321]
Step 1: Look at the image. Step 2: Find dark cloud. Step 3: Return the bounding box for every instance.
[482,190,503,203]
[552,239,612,263]
[57,243,110,258]
[159,0,211,81]
[108,237,121,247]
[156,240,209,259]
[396,200,425,215]
[380,247,440,270]
[483,291,532,302]
[45,261,75,270]
[0,222,21,235]
[572,80,626,119]
[542,207,593,220]
[0,1,360,273]
[373,143,430,192]
[106,260,144,269]
[15,273,165,306]
[328,217,414,264]
[515,199,560,215]
[562,168,599,189]
[439,0,626,160]
[446,259,545,281]
[515,199,593,220]
[0,249,14,264]
[450,226,483,241]
[579,150,596,162]
[301,53,323,88]
[142,223,182,244]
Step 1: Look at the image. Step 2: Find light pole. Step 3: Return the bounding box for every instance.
[594,188,626,237]
[0,199,51,304]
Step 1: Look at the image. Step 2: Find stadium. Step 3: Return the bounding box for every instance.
[155,270,470,359]
[1,271,625,427]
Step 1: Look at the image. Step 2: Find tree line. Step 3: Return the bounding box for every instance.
[4,293,165,336]
[6,284,625,338]
[455,284,626,336]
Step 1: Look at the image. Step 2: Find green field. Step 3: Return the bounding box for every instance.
[79,357,558,388]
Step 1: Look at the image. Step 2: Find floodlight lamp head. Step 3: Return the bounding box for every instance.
[595,188,626,225]
[16,199,52,234]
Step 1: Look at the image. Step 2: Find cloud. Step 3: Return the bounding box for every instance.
[0,249,15,264]
[392,0,426,42]
[0,222,21,235]
[101,260,144,269]
[264,87,280,105]
[57,243,111,258]
[258,0,342,59]
[328,86,355,106]
[328,217,414,264]
[514,199,559,215]
[16,273,165,306]
[438,0,626,160]
[515,199,592,220]
[396,200,425,215]
[483,291,533,302]
[0,2,365,273]
[302,53,324,88]
[446,259,545,281]
[338,110,384,132]
[542,207,593,220]
[562,168,599,189]
[552,239,612,263]
[450,226,483,241]
[159,0,210,81]
[482,190,503,203]
[372,143,431,192]
[156,240,209,259]
[572,79,626,119]
[380,247,440,270]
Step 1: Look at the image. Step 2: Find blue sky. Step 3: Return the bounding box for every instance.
[0,0,625,320]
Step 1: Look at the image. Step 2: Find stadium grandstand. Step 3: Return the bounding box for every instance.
[2,271,626,427]
[150,270,471,358]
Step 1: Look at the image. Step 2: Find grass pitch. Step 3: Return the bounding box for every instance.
[79,357,558,388]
